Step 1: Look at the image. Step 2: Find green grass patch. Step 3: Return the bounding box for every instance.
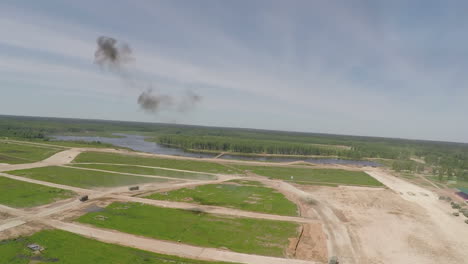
[234,165,383,186]
[7,166,167,188]
[0,177,74,208]
[7,139,120,149]
[78,202,298,257]
[445,180,468,191]
[227,179,264,186]
[74,152,241,174]
[71,164,216,180]
[45,140,121,148]
[146,181,298,216]
[0,229,237,264]
[0,142,61,164]
[426,176,468,190]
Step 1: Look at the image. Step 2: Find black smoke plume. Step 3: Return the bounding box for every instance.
[94,36,201,114]
[137,89,173,113]
[94,36,133,71]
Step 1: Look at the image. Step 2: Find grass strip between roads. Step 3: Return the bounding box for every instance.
[71,163,216,180]
[78,202,299,257]
[0,142,60,164]
[74,152,241,174]
[0,176,74,208]
[0,229,239,264]
[234,165,383,186]
[6,166,168,188]
[146,181,299,216]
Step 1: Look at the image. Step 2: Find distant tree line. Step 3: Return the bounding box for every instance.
[2,115,468,176]
[156,135,415,160]
[157,135,345,156]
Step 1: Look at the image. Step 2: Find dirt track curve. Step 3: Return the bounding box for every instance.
[0,146,325,264]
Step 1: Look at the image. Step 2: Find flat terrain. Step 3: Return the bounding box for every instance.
[0,229,237,264]
[146,181,299,216]
[77,202,299,257]
[294,169,468,264]
[74,152,241,174]
[6,166,168,188]
[2,139,466,264]
[71,163,216,180]
[0,142,60,164]
[0,177,74,208]
[235,165,383,186]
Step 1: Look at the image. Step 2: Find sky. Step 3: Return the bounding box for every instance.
[1,0,468,142]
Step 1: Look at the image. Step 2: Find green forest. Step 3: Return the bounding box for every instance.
[1,115,468,180]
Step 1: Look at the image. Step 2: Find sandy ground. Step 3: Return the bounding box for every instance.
[0,222,49,240]
[249,175,329,262]
[295,168,468,264]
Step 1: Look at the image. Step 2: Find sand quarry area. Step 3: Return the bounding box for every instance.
[297,168,468,264]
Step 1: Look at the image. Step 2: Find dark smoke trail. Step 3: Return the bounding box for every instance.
[94,36,133,71]
[94,35,201,114]
[137,89,174,113]
[178,91,202,112]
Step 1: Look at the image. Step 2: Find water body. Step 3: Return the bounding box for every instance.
[51,134,380,166]
[51,134,216,158]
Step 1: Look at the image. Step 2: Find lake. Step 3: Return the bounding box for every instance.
[51,134,381,167]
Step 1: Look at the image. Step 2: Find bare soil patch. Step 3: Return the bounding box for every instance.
[0,222,49,240]
[300,179,468,264]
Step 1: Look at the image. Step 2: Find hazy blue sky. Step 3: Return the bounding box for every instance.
[1,0,468,142]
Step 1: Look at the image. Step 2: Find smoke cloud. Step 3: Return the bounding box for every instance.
[94,36,133,71]
[94,36,201,114]
[137,88,202,113]
[178,91,202,112]
[137,89,173,113]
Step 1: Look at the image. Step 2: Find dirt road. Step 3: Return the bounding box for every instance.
[6,145,429,264]
[0,146,330,263]
[364,168,468,263]
[0,148,82,172]
[60,165,201,182]
[46,220,319,264]
[293,169,468,264]
[0,172,91,193]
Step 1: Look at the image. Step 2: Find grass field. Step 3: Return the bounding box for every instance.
[0,229,237,264]
[227,179,265,186]
[78,202,298,257]
[71,163,216,180]
[45,140,120,148]
[146,181,298,216]
[0,177,74,208]
[6,166,168,188]
[439,178,468,191]
[73,152,241,174]
[0,142,61,164]
[234,165,383,186]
